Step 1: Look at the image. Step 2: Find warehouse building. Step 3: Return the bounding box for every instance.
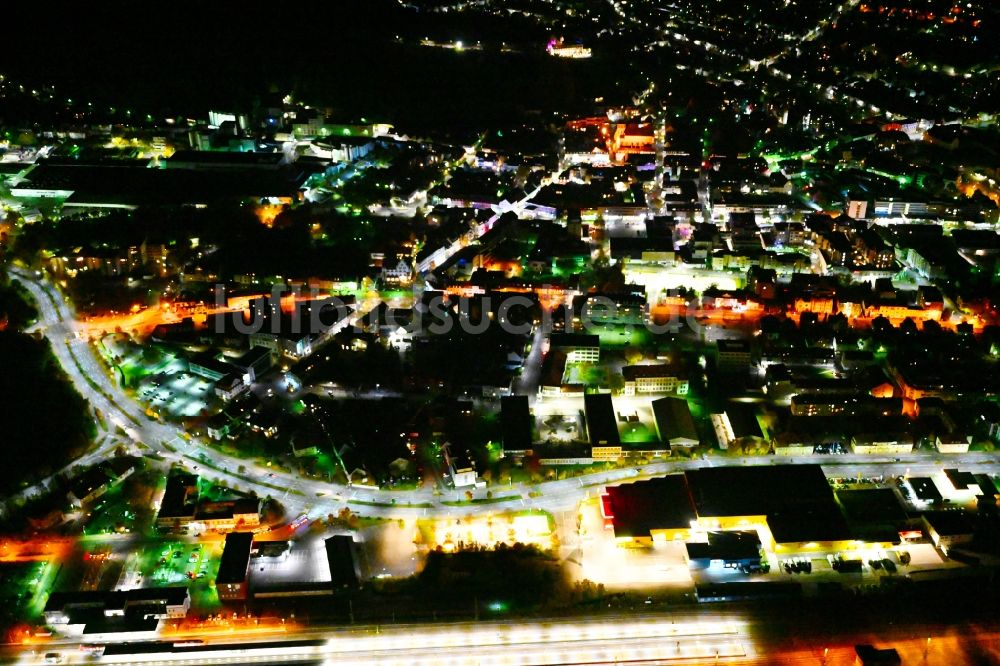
[603,465,861,554]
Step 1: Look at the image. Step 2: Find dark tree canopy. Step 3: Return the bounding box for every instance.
[0,331,95,494]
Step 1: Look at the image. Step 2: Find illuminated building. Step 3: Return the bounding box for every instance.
[846,199,868,219]
[381,258,414,285]
[701,288,764,313]
[546,40,592,59]
[291,118,392,141]
[249,330,314,359]
[934,432,972,453]
[851,228,896,269]
[538,350,574,397]
[609,123,655,163]
[194,498,262,532]
[686,465,856,553]
[907,477,942,506]
[207,412,232,441]
[306,137,376,162]
[609,237,676,267]
[548,333,600,363]
[850,432,914,455]
[44,587,190,633]
[715,339,752,373]
[603,465,864,554]
[771,437,816,457]
[789,394,902,418]
[156,471,261,533]
[208,110,249,131]
[188,350,249,402]
[443,442,479,489]
[562,117,655,166]
[578,292,647,327]
[746,267,777,300]
[873,199,933,217]
[621,364,689,396]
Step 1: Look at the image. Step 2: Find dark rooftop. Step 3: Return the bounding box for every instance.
[156,473,198,522]
[922,511,975,537]
[500,395,533,451]
[685,465,834,518]
[325,535,360,589]
[686,464,852,543]
[909,477,942,503]
[944,468,978,491]
[837,489,907,524]
[854,645,901,666]
[725,402,764,440]
[45,587,189,614]
[767,502,853,544]
[231,346,274,370]
[216,532,253,585]
[652,397,699,444]
[24,161,309,207]
[194,498,260,522]
[622,364,684,381]
[550,333,600,349]
[717,339,751,353]
[584,393,620,446]
[166,150,285,168]
[68,466,114,502]
[603,476,697,538]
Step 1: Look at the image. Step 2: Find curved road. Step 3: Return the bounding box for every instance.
[9,266,1000,525]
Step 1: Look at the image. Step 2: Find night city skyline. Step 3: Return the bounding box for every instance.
[0,1,999,664]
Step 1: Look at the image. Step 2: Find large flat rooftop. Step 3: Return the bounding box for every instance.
[603,476,697,538]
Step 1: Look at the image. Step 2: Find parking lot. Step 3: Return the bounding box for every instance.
[117,540,221,591]
[138,371,214,418]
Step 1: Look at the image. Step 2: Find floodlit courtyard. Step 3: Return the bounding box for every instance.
[538,413,583,443]
[418,511,556,553]
[575,498,693,588]
[249,536,331,589]
[615,401,658,444]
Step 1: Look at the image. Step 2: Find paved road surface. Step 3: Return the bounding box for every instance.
[10,266,1000,525]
